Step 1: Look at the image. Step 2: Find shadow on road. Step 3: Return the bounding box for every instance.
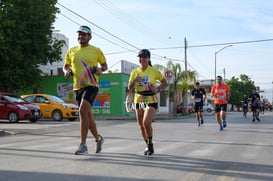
[0,170,151,181]
[1,147,273,180]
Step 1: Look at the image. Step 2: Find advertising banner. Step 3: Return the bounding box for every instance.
[92,81,111,115]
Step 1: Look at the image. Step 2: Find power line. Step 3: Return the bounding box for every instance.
[54,1,273,81]
[57,2,182,64]
[189,39,273,48]
[93,0,169,45]
[55,1,224,78]
[93,0,151,36]
[58,12,133,52]
[105,50,137,55]
[108,60,121,69]
[55,3,176,68]
[57,2,140,50]
[56,1,177,60]
[150,38,273,50]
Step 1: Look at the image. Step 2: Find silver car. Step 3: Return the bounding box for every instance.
[203,103,214,112]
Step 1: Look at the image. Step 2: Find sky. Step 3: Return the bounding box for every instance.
[53,0,273,101]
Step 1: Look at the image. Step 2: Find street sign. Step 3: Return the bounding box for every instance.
[164,70,173,80]
[164,70,174,84]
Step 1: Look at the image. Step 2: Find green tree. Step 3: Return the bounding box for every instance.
[0,0,64,93]
[166,60,196,114]
[227,74,255,110]
[178,70,196,108]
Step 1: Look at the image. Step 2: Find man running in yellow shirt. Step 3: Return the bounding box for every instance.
[63,26,108,155]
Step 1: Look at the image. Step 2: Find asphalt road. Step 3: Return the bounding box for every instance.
[0,111,273,181]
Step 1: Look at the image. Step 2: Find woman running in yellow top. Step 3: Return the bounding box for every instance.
[128,49,167,155]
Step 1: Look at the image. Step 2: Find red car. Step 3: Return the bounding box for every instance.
[177,103,194,113]
[0,92,42,123]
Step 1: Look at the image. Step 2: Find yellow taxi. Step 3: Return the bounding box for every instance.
[21,94,79,121]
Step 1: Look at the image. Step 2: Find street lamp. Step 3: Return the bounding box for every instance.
[214,45,233,83]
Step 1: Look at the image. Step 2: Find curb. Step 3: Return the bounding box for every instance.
[94,113,197,121]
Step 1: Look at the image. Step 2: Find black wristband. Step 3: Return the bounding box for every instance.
[101,66,107,72]
[91,67,98,74]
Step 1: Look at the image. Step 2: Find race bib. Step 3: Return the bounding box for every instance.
[195,98,201,103]
[217,95,224,100]
[138,76,151,87]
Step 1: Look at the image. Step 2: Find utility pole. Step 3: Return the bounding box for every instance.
[223,68,226,83]
[184,37,187,74]
[184,37,188,110]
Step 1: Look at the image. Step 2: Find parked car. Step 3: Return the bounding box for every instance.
[22,94,79,121]
[0,92,42,123]
[177,103,194,114]
[21,94,79,121]
[265,102,272,111]
[203,103,214,112]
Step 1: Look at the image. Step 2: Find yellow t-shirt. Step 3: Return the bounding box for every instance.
[65,45,106,90]
[129,66,164,104]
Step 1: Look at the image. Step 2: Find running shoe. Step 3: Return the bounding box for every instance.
[147,144,154,155]
[144,144,154,155]
[198,122,201,127]
[75,143,88,155]
[256,117,260,122]
[201,119,204,124]
[219,126,224,131]
[144,146,149,155]
[223,121,227,128]
[252,119,255,122]
[95,135,104,153]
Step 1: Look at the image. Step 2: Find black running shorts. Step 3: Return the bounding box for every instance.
[251,105,259,112]
[215,104,227,113]
[74,86,98,107]
[194,104,203,113]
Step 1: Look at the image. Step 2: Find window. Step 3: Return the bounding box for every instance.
[24,96,35,103]
[36,96,48,103]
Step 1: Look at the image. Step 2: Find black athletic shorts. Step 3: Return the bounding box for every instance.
[215,104,227,113]
[251,105,260,112]
[74,86,98,107]
[135,103,158,110]
[243,106,248,111]
[194,104,203,113]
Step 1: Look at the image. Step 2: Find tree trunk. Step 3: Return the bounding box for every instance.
[174,85,177,115]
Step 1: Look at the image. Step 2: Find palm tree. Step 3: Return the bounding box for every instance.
[167,60,196,114]
[179,70,196,110]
